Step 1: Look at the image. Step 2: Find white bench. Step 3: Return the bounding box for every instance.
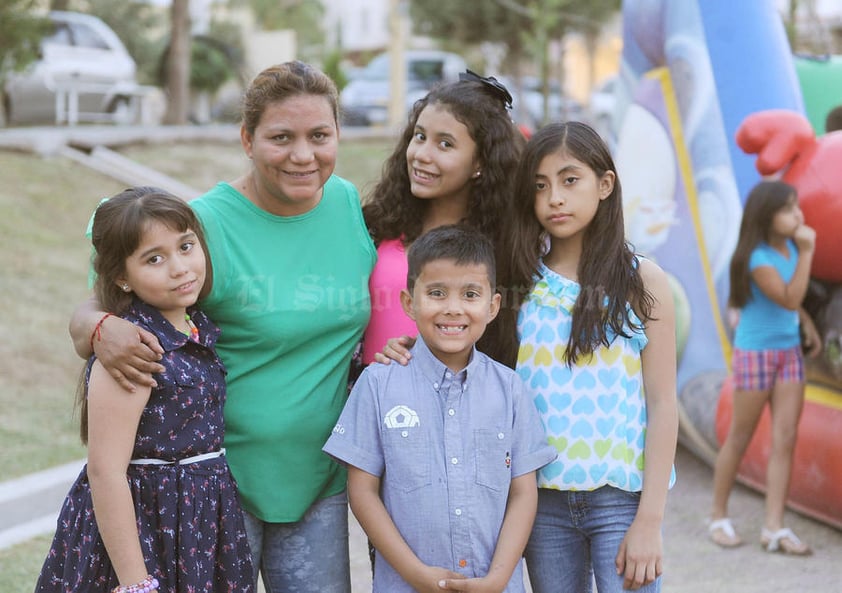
[50,79,158,126]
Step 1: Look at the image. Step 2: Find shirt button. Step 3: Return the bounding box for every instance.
[433,382,439,389]
[445,372,452,378]
[401,430,408,437]
[454,508,462,516]
[498,432,505,440]
[451,457,458,465]
[448,409,455,416]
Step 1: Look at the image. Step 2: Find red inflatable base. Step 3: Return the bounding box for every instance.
[716,376,842,530]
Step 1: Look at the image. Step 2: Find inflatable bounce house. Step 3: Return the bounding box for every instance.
[613,0,842,529]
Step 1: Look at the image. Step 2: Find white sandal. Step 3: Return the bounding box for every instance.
[760,527,812,555]
[708,518,742,548]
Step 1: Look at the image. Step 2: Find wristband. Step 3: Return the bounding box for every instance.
[111,575,159,593]
[89,312,113,353]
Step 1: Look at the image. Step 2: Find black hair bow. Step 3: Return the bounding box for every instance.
[459,69,513,112]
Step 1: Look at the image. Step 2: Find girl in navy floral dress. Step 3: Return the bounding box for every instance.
[35,187,253,593]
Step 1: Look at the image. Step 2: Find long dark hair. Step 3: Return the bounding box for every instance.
[728,180,797,308]
[78,187,207,443]
[509,121,654,365]
[363,76,525,366]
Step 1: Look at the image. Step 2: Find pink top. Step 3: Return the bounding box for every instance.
[362,238,417,364]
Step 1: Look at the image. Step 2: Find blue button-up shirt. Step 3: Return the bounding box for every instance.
[324,336,556,593]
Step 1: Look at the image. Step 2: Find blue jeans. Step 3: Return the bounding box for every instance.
[525,486,661,593]
[242,491,351,593]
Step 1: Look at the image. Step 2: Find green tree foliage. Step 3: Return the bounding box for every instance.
[410,0,619,65]
[410,0,531,66]
[207,19,247,85]
[412,0,619,37]
[0,0,51,84]
[564,0,621,35]
[410,0,619,124]
[190,35,237,93]
[322,48,349,91]
[152,24,242,104]
[411,0,520,43]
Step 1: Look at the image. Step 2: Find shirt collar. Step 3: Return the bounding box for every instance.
[126,297,220,352]
[411,334,480,390]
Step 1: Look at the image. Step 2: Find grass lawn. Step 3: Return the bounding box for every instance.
[0,132,393,592]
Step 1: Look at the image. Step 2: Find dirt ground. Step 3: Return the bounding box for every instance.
[658,445,842,592]
[348,444,842,592]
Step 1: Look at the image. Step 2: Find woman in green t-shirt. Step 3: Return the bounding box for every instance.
[69,61,375,593]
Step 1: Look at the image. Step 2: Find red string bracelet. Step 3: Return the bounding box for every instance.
[90,312,113,353]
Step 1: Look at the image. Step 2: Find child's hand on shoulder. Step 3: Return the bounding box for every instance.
[373,335,416,366]
[94,316,165,391]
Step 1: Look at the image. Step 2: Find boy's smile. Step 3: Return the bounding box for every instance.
[401,258,500,372]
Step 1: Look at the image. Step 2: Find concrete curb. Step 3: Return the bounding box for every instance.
[0,459,85,550]
[59,144,203,199]
[0,124,395,156]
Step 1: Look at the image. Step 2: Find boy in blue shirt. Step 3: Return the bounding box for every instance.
[324,225,555,593]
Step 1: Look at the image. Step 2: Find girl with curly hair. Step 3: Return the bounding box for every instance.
[362,71,525,368]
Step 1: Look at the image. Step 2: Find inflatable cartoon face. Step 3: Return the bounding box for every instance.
[617,104,678,255]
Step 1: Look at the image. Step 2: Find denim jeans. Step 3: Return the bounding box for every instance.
[242,491,351,593]
[525,486,661,593]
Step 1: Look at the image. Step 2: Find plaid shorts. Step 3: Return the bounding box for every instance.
[732,346,805,391]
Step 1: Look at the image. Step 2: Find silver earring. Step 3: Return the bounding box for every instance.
[474,171,481,178]
[122,284,130,292]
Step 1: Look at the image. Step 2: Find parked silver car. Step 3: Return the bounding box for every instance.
[3,11,139,125]
[340,50,467,126]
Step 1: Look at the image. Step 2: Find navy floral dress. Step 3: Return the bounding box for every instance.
[35,299,254,593]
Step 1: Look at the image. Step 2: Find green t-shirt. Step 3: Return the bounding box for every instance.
[192,178,375,521]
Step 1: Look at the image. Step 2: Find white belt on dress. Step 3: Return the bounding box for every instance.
[129,448,225,466]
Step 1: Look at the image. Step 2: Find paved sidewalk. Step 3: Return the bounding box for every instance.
[0,459,84,550]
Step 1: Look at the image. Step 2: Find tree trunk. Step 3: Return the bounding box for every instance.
[163,0,191,125]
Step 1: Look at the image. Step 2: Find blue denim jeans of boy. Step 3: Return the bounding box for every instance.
[525,486,661,593]
[242,491,351,593]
